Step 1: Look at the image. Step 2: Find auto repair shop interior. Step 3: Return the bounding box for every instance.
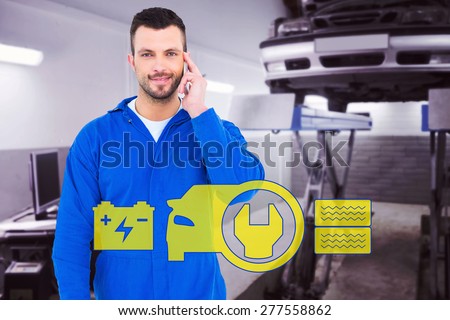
[0,0,449,300]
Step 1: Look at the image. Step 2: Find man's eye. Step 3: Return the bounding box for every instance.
[141,53,152,57]
[167,52,177,57]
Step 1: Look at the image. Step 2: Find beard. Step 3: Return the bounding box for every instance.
[137,70,183,102]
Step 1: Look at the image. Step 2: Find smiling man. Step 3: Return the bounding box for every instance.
[52,7,264,299]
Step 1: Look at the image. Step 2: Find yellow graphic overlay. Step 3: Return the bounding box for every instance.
[166,180,304,272]
[315,199,371,227]
[94,201,154,250]
[234,203,283,259]
[314,199,372,254]
[315,228,371,254]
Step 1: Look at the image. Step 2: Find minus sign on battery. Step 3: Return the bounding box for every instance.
[137,218,148,222]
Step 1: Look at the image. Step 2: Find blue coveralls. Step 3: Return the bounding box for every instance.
[52,96,265,299]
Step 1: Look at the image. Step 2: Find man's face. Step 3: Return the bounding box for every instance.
[129,25,185,101]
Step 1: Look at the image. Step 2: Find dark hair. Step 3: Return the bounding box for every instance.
[130,7,187,56]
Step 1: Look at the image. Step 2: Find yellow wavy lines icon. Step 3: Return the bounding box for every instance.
[314,199,371,254]
[315,200,371,227]
[315,228,371,254]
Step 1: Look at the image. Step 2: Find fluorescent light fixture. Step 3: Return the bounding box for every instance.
[206,79,235,94]
[0,43,43,66]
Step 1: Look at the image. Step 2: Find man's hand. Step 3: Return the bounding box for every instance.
[178,52,208,118]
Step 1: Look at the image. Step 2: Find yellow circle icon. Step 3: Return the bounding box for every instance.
[221,180,304,272]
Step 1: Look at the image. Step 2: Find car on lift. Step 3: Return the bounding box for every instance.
[260,0,450,111]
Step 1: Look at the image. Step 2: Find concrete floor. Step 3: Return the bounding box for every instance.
[230,201,442,300]
[323,202,429,299]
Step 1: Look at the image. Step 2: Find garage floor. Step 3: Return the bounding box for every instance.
[235,201,448,300]
[323,202,444,300]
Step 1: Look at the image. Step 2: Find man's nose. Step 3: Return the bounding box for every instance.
[152,57,167,73]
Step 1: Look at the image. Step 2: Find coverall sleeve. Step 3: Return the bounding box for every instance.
[52,128,100,299]
[191,108,265,185]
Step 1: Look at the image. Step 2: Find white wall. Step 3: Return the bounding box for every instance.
[189,44,269,119]
[0,0,129,150]
[304,95,428,136]
[347,101,427,136]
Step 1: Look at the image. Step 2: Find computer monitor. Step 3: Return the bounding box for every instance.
[29,150,60,220]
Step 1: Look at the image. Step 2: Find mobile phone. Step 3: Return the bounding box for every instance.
[183,62,190,94]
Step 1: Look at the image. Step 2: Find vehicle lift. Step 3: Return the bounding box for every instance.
[231,91,450,299]
[420,89,450,300]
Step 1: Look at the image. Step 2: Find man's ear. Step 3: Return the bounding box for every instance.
[127,53,136,72]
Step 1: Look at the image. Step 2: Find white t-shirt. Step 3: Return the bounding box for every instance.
[128,98,181,142]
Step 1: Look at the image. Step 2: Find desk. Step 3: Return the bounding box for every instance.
[0,208,56,263]
[0,207,56,256]
[0,208,56,234]
[0,208,57,299]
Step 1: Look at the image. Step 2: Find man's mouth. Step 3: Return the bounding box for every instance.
[149,76,171,85]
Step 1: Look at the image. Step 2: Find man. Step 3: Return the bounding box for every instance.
[52,7,264,299]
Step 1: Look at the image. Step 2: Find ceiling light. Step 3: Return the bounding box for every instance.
[0,43,43,66]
